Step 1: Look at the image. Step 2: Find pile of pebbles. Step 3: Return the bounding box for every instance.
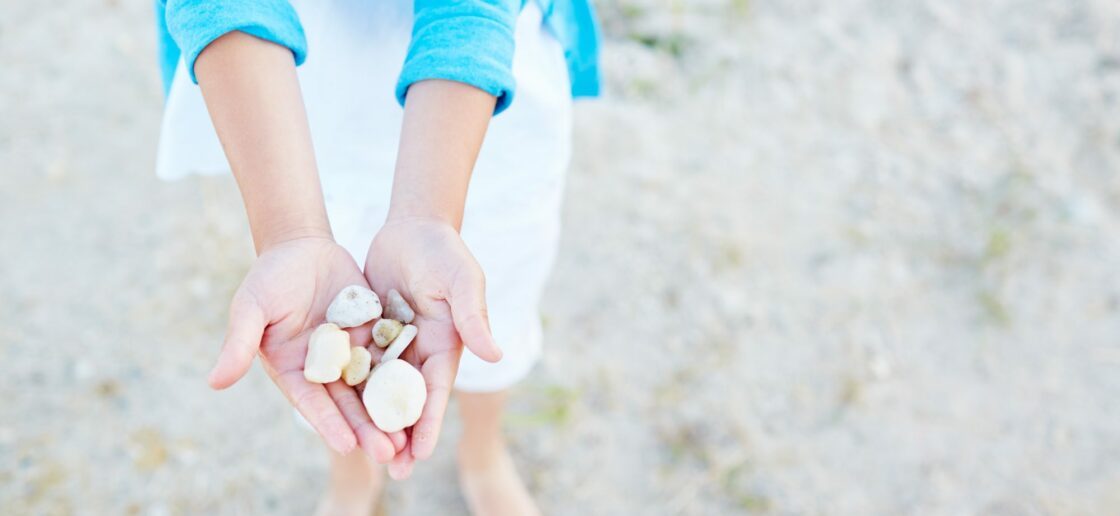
[303,285,426,433]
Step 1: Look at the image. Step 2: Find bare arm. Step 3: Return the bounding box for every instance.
[195,31,330,252]
[194,32,401,464]
[387,79,499,229]
[364,80,505,479]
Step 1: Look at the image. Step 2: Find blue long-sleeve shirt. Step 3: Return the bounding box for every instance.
[155,0,600,115]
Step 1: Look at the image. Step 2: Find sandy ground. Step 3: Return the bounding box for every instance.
[2,0,1120,514]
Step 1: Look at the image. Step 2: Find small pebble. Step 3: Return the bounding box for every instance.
[381,324,418,362]
[326,285,382,328]
[371,318,404,348]
[363,359,427,433]
[383,289,415,324]
[342,347,373,386]
[869,354,892,380]
[304,323,351,383]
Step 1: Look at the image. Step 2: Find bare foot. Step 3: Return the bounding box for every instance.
[315,450,385,516]
[457,440,541,516]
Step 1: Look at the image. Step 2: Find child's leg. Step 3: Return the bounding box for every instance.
[456,389,542,516]
[314,448,384,516]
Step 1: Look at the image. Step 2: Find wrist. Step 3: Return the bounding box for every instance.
[253,222,334,254]
[385,195,462,230]
[382,212,459,231]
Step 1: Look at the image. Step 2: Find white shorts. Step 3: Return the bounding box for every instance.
[156,0,572,392]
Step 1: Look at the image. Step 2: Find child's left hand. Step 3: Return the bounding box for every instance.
[363,217,502,479]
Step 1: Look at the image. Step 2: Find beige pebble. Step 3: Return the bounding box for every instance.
[371,318,404,348]
[342,346,373,386]
[303,323,351,384]
[362,359,427,432]
[326,285,382,328]
[383,289,415,324]
[381,324,418,362]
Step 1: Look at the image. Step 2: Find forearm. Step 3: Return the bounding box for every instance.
[195,31,331,253]
[387,80,498,230]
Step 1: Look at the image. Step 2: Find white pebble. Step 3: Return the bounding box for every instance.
[363,359,427,432]
[342,346,373,386]
[869,354,892,380]
[326,285,382,328]
[371,318,404,348]
[383,289,415,324]
[381,324,418,362]
[303,323,352,383]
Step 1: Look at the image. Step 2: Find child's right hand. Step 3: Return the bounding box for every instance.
[207,234,405,463]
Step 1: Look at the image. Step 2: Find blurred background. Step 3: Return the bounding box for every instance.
[2,0,1120,514]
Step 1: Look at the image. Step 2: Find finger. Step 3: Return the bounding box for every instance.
[388,440,415,480]
[389,430,408,453]
[326,381,395,463]
[410,349,459,460]
[448,268,502,362]
[209,290,267,389]
[278,369,356,455]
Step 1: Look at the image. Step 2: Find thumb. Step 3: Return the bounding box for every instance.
[208,289,267,389]
[447,267,502,363]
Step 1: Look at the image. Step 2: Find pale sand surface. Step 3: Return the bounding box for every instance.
[2,0,1119,514]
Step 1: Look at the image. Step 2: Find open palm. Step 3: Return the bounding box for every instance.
[209,236,404,463]
[363,218,502,479]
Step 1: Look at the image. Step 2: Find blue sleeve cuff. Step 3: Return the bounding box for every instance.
[164,0,307,84]
[396,0,519,115]
[155,0,181,97]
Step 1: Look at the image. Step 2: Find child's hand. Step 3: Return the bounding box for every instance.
[208,235,405,463]
[364,218,502,479]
